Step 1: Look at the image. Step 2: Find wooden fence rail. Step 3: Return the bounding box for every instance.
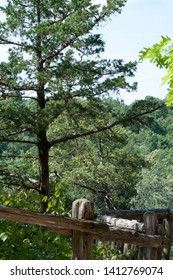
[0,198,173,260]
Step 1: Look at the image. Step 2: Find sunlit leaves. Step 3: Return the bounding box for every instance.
[139,36,173,106]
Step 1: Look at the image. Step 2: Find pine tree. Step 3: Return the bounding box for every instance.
[0,0,162,211]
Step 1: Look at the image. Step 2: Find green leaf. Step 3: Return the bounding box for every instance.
[42,196,48,203]
[23,238,30,244]
[0,232,8,242]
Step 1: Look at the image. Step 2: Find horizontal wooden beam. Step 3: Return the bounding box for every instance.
[0,205,170,248]
[0,205,72,236]
[95,215,145,232]
[95,208,173,220]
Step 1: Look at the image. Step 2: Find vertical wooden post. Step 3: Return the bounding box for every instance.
[143,212,158,260]
[163,209,173,259]
[72,199,93,260]
[138,246,144,260]
[156,219,164,260]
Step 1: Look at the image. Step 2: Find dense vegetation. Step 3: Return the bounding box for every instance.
[1,95,173,259]
[0,0,172,259]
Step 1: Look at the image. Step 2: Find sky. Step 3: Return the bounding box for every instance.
[0,0,173,104]
[95,0,173,104]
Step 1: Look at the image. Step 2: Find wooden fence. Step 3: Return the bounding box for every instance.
[0,198,173,260]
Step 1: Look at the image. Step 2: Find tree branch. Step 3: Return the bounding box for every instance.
[0,138,37,145]
[0,36,36,51]
[0,80,37,92]
[0,169,40,193]
[0,155,38,159]
[1,128,33,137]
[49,104,164,147]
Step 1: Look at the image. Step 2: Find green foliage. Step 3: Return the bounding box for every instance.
[48,104,145,211]
[0,220,71,260]
[0,187,40,211]
[0,0,171,260]
[140,36,173,106]
[132,149,173,209]
[129,105,173,209]
[0,0,138,213]
[139,36,171,68]
[45,183,67,214]
[93,241,126,260]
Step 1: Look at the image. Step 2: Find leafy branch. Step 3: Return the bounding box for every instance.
[48,103,164,147]
[0,169,40,193]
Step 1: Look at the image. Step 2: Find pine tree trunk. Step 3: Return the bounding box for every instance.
[37,131,50,212]
[35,0,49,212]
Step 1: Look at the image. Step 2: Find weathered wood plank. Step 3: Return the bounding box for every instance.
[0,205,170,248]
[0,205,72,236]
[95,208,173,220]
[96,215,145,232]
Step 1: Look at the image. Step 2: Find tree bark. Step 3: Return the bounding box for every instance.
[35,0,50,212]
[37,132,50,212]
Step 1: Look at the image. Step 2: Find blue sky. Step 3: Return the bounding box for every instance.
[0,0,173,104]
[96,0,173,104]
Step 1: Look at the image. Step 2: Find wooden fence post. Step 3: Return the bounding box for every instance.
[72,199,93,260]
[163,209,173,259]
[143,211,158,260]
